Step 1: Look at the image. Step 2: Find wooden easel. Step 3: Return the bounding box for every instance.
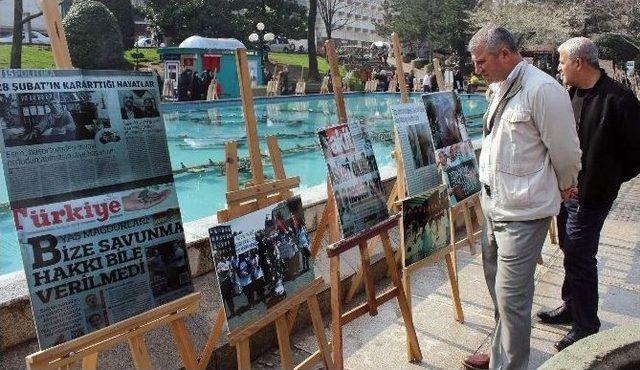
[295,67,306,95]
[207,69,219,100]
[26,3,202,369]
[198,48,334,370]
[26,293,202,370]
[328,214,422,369]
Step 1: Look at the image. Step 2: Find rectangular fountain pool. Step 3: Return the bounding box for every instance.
[0,92,487,275]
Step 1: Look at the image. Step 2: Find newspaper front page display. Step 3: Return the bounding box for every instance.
[0,69,193,349]
[318,121,389,238]
[422,91,480,204]
[401,185,450,267]
[390,103,441,197]
[208,196,314,332]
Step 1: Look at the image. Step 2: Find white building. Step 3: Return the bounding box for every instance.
[296,0,387,46]
[0,0,70,34]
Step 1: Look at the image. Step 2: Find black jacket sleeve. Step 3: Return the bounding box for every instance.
[617,91,640,182]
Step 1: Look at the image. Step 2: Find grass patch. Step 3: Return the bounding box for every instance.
[124,48,160,65]
[0,44,55,69]
[268,52,347,77]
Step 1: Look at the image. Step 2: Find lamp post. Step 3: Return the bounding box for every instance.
[249,22,275,83]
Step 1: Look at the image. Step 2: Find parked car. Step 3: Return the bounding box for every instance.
[134,37,156,48]
[267,37,296,52]
[0,31,50,44]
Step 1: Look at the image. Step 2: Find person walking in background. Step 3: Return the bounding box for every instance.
[177,69,192,101]
[190,71,201,101]
[537,37,640,351]
[462,25,582,370]
[422,67,433,92]
[453,67,464,93]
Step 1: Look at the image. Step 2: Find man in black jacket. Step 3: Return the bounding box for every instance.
[537,37,640,351]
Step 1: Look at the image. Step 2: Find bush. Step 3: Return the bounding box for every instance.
[63,0,126,69]
[96,0,135,48]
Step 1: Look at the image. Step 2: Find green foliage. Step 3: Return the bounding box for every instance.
[138,0,307,45]
[124,48,160,65]
[0,45,55,69]
[96,0,136,47]
[63,0,126,69]
[269,52,347,76]
[594,33,640,62]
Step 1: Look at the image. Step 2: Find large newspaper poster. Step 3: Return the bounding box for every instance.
[0,70,193,349]
[318,120,389,238]
[422,91,480,204]
[390,103,441,197]
[208,196,314,332]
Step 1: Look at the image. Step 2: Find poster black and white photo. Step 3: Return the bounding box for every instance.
[436,140,481,204]
[318,121,389,238]
[0,69,193,349]
[422,91,470,150]
[208,196,314,332]
[0,70,170,208]
[391,103,441,197]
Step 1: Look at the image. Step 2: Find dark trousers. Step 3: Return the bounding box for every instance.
[557,198,612,334]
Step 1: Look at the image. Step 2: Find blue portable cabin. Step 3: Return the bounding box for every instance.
[158,36,263,99]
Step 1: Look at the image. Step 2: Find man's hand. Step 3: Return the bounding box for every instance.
[560,186,578,201]
[123,189,171,210]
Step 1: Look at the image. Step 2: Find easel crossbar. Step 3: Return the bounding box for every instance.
[26,292,200,368]
[327,213,400,257]
[340,286,398,326]
[226,177,300,203]
[227,278,324,344]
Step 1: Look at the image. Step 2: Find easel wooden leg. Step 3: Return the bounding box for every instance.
[199,307,226,369]
[401,268,414,361]
[548,216,558,244]
[236,339,251,370]
[380,231,422,362]
[170,318,199,370]
[128,335,153,369]
[307,296,335,370]
[81,353,98,370]
[449,210,458,280]
[344,235,378,304]
[444,252,464,323]
[358,242,378,316]
[462,206,477,255]
[275,316,295,370]
[330,255,343,370]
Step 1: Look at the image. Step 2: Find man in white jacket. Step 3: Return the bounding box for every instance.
[462,26,582,370]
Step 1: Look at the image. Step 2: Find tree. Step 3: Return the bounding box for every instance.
[377,0,476,72]
[96,0,135,47]
[63,0,126,69]
[10,0,23,68]
[138,0,307,45]
[307,0,320,80]
[317,0,355,39]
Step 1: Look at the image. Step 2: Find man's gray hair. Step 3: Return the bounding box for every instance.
[468,25,518,54]
[558,37,599,67]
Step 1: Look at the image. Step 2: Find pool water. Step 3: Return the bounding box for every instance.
[0,92,487,274]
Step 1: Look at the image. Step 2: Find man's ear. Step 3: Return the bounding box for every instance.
[575,57,584,71]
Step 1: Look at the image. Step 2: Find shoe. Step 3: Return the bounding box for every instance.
[462,353,489,370]
[554,330,595,351]
[537,304,573,325]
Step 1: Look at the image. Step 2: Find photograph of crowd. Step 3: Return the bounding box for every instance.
[319,121,389,238]
[1,91,111,147]
[209,196,314,332]
[422,92,469,149]
[407,123,436,169]
[434,140,481,203]
[145,240,193,304]
[118,89,160,120]
[445,159,482,203]
[402,185,450,267]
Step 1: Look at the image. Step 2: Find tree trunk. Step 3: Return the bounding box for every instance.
[11,0,24,68]
[307,0,320,80]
